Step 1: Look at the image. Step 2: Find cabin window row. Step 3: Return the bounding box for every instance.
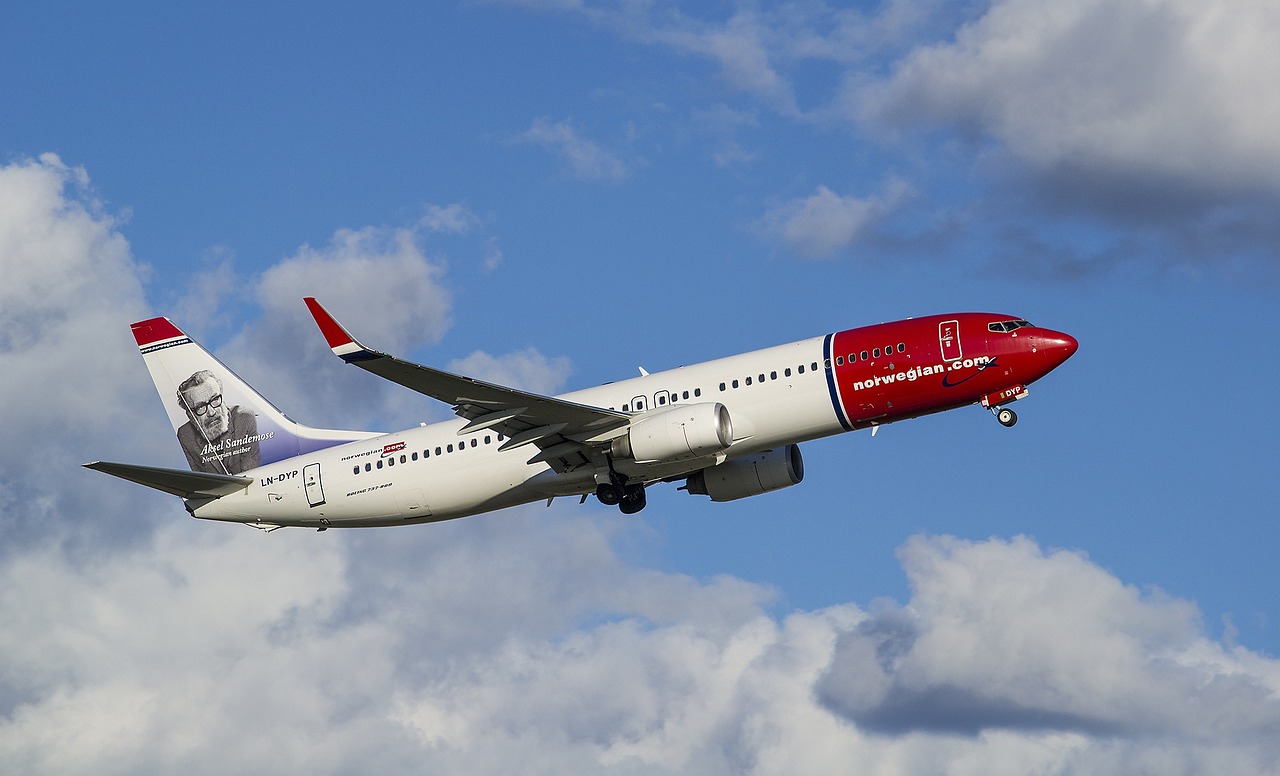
[833,342,906,367]
[353,433,506,475]
[612,387,703,413]
[719,361,821,392]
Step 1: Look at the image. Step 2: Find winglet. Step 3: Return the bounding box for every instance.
[303,298,376,361]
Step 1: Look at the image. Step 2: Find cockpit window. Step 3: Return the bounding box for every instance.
[988,319,1033,333]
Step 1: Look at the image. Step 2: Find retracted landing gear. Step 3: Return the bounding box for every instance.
[994,406,1018,427]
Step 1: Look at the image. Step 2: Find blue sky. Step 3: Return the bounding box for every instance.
[3,1,1279,772]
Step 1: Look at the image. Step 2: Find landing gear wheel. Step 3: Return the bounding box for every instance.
[595,483,622,506]
[618,484,647,515]
[996,407,1018,428]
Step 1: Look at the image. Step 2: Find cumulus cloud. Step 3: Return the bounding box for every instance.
[215,222,455,431]
[818,536,1280,751]
[6,155,1280,774]
[518,118,631,181]
[859,0,1280,210]
[0,155,157,546]
[5,525,1262,775]
[758,179,914,258]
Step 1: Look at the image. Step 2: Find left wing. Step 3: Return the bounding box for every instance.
[304,298,630,471]
[84,461,252,499]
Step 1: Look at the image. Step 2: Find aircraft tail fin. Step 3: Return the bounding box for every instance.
[131,317,379,476]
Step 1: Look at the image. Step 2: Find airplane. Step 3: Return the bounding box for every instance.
[86,299,1078,530]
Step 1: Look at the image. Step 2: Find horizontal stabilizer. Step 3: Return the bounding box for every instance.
[84,461,252,499]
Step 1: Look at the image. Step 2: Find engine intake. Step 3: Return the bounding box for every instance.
[684,445,804,502]
[610,403,732,463]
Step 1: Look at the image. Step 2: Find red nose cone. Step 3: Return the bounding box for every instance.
[1039,330,1079,368]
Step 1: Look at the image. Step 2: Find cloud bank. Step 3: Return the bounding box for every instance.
[3,155,1279,773]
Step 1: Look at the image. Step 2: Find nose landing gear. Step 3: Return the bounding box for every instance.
[982,385,1026,428]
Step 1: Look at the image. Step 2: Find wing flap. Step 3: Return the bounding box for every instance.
[85,461,252,499]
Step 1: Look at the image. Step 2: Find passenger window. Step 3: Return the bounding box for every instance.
[447,444,454,453]
[400,454,407,464]
[785,368,792,377]
[824,359,831,370]
[873,348,881,358]
[746,376,752,386]
[694,388,702,397]
[798,364,805,374]
[353,466,360,475]
[435,447,442,456]
[471,438,478,448]
[365,463,371,472]
[861,351,868,360]
[770,371,777,380]
[485,435,491,445]
[732,379,739,389]
[898,343,905,353]
[387,457,394,467]
[376,460,383,469]
[719,382,726,391]
[759,374,765,383]
[836,356,844,366]
[622,404,629,411]
[812,362,819,371]
[412,452,418,461]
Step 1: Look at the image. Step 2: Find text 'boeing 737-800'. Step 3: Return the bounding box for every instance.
[86,299,1078,531]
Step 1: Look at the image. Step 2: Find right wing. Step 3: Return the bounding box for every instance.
[304,298,631,472]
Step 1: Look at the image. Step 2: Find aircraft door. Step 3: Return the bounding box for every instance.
[631,395,647,412]
[303,462,326,507]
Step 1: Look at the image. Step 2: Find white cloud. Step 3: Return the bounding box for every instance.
[5,155,1280,774]
[419,203,481,235]
[518,118,630,181]
[817,536,1280,750]
[215,223,455,431]
[860,0,1280,198]
[0,155,159,543]
[759,179,913,258]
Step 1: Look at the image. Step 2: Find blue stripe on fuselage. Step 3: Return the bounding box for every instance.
[823,333,853,432]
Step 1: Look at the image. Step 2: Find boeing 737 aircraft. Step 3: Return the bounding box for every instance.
[86,299,1078,530]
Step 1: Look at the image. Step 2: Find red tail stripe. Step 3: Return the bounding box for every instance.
[131,317,185,347]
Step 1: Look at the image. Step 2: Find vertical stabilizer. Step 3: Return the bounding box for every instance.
[131,317,378,475]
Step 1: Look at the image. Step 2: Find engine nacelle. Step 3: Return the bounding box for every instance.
[611,403,733,463]
[683,445,804,502]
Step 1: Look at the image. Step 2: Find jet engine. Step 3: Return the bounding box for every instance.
[683,445,804,502]
[610,403,733,463]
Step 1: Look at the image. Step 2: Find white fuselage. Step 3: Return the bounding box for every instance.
[193,335,839,528]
